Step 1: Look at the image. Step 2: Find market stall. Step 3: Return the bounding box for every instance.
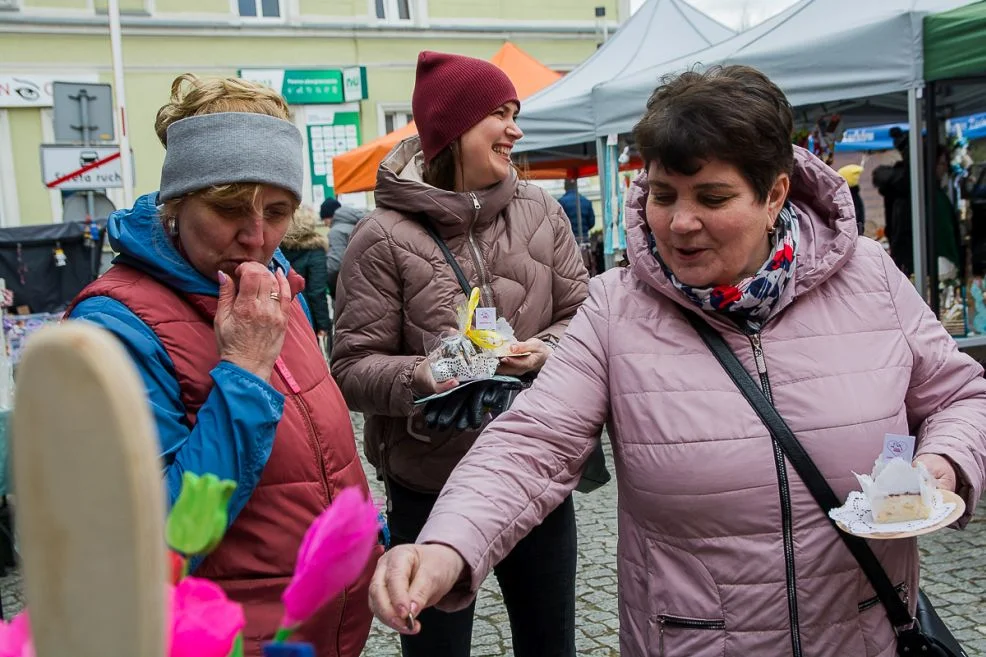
[921,0,986,347]
[589,0,970,283]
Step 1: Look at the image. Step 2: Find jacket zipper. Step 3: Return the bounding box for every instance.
[466,192,493,307]
[749,332,803,657]
[276,361,332,503]
[858,583,909,612]
[657,614,726,657]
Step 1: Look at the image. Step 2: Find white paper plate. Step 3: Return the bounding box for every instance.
[829,489,965,539]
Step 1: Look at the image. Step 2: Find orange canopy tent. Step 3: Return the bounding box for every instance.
[332,42,565,194]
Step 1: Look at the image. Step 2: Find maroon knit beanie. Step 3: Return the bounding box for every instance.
[412,50,520,164]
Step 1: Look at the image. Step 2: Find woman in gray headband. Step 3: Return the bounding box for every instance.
[66,73,378,657]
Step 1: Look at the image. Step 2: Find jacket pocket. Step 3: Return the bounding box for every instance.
[857,582,908,613]
[650,614,726,657]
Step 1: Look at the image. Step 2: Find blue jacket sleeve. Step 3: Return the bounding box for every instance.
[68,296,284,528]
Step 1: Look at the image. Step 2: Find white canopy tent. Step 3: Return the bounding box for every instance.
[591,0,972,137]
[514,0,734,160]
[587,0,974,289]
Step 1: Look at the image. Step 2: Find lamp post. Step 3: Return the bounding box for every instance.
[108,0,134,208]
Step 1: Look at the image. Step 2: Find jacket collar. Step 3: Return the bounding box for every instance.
[374,135,519,237]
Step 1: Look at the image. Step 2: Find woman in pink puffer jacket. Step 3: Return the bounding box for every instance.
[367,66,986,657]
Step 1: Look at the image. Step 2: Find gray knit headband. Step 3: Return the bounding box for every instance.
[159,112,304,202]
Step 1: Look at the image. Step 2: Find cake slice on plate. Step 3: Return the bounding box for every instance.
[855,457,936,524]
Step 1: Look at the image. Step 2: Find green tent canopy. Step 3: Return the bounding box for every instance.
[924,0,986,81]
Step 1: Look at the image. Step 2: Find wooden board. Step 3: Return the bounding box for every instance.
[835,489,967,540]
[11,322,167,657]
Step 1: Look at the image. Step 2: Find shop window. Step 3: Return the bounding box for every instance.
[375,0,410,21]
[94,0,149,15]
[384,110,413,134]
[239,0,279,18]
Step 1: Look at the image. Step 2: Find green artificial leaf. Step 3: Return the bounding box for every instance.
[227,634,244,657]
[166,472,237,557]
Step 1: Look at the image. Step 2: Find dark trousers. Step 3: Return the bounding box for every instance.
[386,478,577,657]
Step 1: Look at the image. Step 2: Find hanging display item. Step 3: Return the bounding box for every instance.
[793,114,843,165]
[53,242,67,268]
[970,279,986,336]
[938,279,968,337]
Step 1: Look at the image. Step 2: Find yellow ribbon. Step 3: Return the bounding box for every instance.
[463,287,503,351]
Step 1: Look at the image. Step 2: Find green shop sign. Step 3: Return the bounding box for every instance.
[237,67,368,105]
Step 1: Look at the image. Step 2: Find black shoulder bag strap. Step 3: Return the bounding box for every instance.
[681,311,915,631]
[421,221,471,297]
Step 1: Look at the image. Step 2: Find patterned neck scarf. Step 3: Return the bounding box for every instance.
[653,202,800,333]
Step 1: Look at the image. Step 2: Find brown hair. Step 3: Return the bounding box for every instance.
[631,65,794,203]
[422,142,460,191]
[156,73,297,220]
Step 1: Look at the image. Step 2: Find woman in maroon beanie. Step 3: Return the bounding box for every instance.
[332,51,589,657]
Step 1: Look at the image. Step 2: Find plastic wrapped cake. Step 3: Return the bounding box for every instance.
[854,457,936,524]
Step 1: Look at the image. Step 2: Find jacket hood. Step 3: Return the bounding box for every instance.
[625,146,858,313]
[108,192,292,297]
[373,135,518,236]
[331,205,365,227]
[281,209,328,252]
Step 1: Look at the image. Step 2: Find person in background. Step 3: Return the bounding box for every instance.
[322,196,366,297]
[279,204,331,341]
[873,130,962,278]
[367,65,986,657]
[837,163,866,235]
[332,51,588,657]
[557,177,595,243]
[872,129,913,273]
[65,73,377,657]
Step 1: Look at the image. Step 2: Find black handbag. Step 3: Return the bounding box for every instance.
[421,222,611,494]
[684,310,968,657]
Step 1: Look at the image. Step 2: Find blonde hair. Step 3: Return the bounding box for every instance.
[292,204,320,228]
[156,73,297,220]
[155,73,291,147]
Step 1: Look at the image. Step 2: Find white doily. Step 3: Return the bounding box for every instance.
[828,491,955,535]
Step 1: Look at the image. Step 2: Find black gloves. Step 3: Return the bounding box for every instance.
[422,379,526,432]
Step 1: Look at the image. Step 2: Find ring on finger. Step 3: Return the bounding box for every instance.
[269,291,280,301]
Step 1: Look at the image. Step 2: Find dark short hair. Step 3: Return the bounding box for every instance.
[631,65,794,203]
[320,196,341,219]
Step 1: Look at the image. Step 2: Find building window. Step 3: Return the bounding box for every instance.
[384,110,413,134]
[239,0,279,18]
[375,0,410,21]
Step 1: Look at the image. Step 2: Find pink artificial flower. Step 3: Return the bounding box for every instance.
[169,577,245,657]
[281,486,379,629]
[0,613,33,657]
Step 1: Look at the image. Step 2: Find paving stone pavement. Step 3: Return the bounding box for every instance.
[1,412,983,656]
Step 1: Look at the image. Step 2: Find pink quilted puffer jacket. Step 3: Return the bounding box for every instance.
[417,148,986,657]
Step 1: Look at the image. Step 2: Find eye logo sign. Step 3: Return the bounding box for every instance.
[14,78,40,102]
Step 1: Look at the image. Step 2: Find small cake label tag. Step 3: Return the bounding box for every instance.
[474,307,497,331]
[881,433,916,462]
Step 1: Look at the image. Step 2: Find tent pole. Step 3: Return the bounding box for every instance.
[597,137,615,271]
[575,177,584,244]
[924,82,940,317]
[908,86,927,300]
